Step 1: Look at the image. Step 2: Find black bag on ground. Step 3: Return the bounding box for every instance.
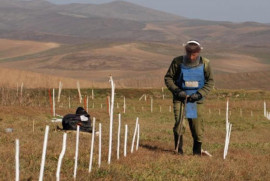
[62,107,92,133]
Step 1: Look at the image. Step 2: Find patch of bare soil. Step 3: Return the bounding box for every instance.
[0,39,59,59]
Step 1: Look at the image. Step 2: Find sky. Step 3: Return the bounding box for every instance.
[47,0,270,23]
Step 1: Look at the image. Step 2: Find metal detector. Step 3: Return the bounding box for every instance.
[175,96,188,153]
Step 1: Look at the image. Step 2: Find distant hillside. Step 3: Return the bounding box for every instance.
[53,1,185,22]
[1,0,270,90]
[1,0,270,46]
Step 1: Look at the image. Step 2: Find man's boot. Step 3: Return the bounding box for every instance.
[193,140,202,156]
[174,133,183,154]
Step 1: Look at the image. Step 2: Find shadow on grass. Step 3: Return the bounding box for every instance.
[140,143,175,154]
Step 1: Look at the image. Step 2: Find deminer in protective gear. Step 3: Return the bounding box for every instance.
[164,40,214,155]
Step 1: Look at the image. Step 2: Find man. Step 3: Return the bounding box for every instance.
[164,40,214,155]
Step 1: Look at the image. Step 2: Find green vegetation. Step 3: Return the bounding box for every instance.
[1,88,270,180]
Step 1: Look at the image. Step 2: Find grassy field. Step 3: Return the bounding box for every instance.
[1,87,270,180]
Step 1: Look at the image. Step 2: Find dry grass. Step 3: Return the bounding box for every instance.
[0,88,270,180]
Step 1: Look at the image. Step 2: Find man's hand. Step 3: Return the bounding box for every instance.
[174,89,187,100]
[188,92,202,102]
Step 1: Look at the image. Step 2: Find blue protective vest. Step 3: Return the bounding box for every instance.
[177,63,205,118]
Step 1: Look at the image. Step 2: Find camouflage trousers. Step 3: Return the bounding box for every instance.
[173,101,205,143]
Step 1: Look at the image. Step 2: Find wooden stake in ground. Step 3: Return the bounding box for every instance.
[39,126,49,181]
[89,118,95,172]
[108,76,115,164]
[56,133,67,181]
[15,139,19,181]
[73,125,80,179]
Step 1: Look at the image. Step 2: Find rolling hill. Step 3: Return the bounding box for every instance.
[0,0,270,90]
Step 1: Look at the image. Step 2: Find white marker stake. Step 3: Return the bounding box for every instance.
[53,89,56,117]
[15,139,19,181]
[123,96,126,114]
[131,118,139,153]
[226,124,232,156]
[226,100,229,125]
[73,125,80,179]
[151,97,153,113]
[92,89,94,100]
[98,123,102,168]
[124,124,128,157]
[224,125,229,159]
[117,114,121,160]
[162,94,165,100]
[136,124,140,151]
[56,133,67,181]
[57,81,63,103]
[139,94,145,101]
[20,82,23,99]
[264,101,266,117]
[224,100,229,159]
[108,76,115,164]
[89,118,95,172]
[77,81,82,103]
[39,126,49,181]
